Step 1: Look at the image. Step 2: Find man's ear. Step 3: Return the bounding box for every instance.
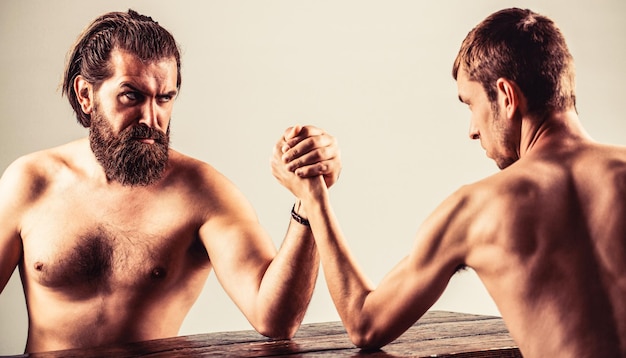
[74,75,94,114]
[496,78,523,120]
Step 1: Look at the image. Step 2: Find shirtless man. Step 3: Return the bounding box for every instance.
[273,8,625,357]
[0,10,341,353]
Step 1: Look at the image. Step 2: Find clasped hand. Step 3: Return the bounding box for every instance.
[271,125,341,198]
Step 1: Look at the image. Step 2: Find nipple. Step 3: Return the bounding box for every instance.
[151,267,167,279]
[34,262,44,271]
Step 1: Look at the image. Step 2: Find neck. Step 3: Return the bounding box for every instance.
[519,108,591,158]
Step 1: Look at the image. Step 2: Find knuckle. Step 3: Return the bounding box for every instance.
[319,146,331,159]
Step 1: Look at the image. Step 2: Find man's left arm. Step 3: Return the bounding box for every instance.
[255,125,341,335]
[200,125,340,339]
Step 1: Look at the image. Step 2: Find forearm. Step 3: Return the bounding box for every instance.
[254,210,319,338]
[299,177,376,339]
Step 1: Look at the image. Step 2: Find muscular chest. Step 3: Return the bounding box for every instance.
[21,186,208,293]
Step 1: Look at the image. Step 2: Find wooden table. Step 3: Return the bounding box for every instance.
[14,311,521,357]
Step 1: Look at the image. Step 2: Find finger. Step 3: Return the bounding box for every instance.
[283,137,314,163]
[281,125,304,153]
[297,125,324,137]
[282,133,335,163]
[297,164,341,189]
[293,160,338,178]
[283,125,303,141]
[281,125,326,153]
[270,151,297,181]
[285,146,336,172]
[282,125,295,140]
[274,137,290,161]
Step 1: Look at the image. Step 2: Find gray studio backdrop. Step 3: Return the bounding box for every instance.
[1,0,624,354]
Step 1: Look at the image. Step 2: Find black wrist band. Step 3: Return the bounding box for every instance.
[291,204,310,227]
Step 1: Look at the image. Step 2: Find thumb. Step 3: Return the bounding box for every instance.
[281,125,303,153]
[284,125,303,141]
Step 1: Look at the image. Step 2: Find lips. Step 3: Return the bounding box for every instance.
[129,125,165,144]
[133,137,156,144]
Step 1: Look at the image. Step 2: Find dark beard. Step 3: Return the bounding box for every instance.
[89,109,170,186]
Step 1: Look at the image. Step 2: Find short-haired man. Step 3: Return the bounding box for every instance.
[273,8,625,357]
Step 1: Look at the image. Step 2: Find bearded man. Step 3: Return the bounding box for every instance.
[0,9,341,353]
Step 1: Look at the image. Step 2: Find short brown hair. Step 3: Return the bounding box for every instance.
[452,8,576,116]
[62,9,182,127]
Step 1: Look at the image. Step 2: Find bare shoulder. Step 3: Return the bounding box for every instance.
[576,143,626,190]
[404,172,529,277]
[166,150,249,202]
[409,176,506,271]
[168,151,272,261]
[421,168,539,242]
[467,161,566,236]
[421,162,560,268]
[166,150,258,222]
[0,142,82,205]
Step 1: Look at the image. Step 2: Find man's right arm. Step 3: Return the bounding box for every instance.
[0,158,30,293]
[272,152,470,350]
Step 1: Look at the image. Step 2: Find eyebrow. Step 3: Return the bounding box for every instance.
[120,83,178,98]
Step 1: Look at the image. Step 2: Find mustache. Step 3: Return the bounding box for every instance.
[124,124,168,144]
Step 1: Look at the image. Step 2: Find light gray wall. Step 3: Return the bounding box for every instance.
[1,0,624,354]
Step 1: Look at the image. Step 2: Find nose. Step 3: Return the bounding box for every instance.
[469,122,480,140]
[138,100,161,130]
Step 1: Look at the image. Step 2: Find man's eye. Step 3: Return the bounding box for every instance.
[120,92,144,104]
[158,95,172,103]
[124,92,139,101]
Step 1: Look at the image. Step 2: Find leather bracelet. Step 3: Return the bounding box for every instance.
[291,204,310,227]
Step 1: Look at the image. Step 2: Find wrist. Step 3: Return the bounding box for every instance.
[301,176,326,202]
[289,176,327,227]
[291,200,310,227]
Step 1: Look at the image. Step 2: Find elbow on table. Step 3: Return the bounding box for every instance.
[347,322,388,351]
[255,319,300,340]
[350,333,386,351]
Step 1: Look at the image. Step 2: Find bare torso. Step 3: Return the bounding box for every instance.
[14,140,223,352]
[464,141,626,357]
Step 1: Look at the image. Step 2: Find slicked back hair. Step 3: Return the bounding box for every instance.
[62,9,181,127]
